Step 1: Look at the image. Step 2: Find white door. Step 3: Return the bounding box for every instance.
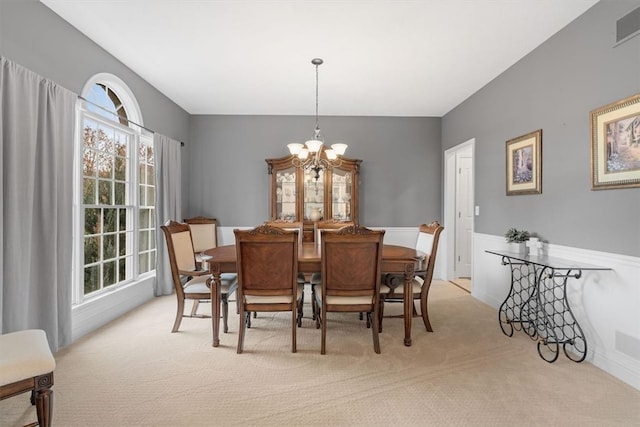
[455,155,473,277]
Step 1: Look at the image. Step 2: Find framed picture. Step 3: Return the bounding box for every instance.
[506,129,542,195]
[590,93,640,190]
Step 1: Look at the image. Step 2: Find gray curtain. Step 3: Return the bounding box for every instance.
[0,56,76,351]
[154,133,182,296]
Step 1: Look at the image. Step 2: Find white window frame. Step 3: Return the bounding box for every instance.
[72,73,155,305]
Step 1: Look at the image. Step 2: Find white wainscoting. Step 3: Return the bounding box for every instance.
[474,232,640,391]
[219,226,442,278]
[219,226,418,247]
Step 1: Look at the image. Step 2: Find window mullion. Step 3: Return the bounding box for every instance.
[131,132,140,280]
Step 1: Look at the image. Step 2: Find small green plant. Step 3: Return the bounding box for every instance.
[505,227,530,243]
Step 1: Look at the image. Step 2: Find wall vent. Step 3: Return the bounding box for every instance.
[615,330,640,361]
[616,6,640,44]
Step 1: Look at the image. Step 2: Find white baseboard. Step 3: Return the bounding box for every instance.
[474,232,640,391]
[71,276,155,342]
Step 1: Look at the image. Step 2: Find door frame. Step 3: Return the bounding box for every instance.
[442,138,475,281]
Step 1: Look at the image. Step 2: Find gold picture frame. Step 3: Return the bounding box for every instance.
[506,129,542,195]
[590,93,640,190]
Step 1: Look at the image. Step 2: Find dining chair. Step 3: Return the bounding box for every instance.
[313,225,385,354]
[379,221,444,332]
[310,220,355,319]
[183,216,218,266]
[234,224,303,353]
[161,220,238,333]
[264,220,309,320]
[184,216,232,316]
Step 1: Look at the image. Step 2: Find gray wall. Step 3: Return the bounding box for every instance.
[187,115,442,227]
[442,0,640,257]
[7,0,636,256]
[1,1,442,231]
[0,0,190,143]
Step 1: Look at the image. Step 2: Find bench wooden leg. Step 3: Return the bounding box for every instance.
[34,373,54,427]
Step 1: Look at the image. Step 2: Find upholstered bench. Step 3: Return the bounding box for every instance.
[0,329,56,427]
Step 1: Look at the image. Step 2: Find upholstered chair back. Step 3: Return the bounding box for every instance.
[171,229,197,272]
[184,217,218,252]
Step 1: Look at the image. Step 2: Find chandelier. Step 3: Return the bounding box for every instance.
[287,58,347,180]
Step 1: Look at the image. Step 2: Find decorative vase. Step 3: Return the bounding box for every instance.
[309,208,322,221]
[527,237,542,256]
[508,242,527,255]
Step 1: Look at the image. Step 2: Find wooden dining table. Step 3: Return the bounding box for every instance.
[204,242,426,347]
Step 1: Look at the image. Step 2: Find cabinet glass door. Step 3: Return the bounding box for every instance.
[331,169,352,220]
[303,169,324,221]
[275,167,297,221]
[267,154,360,230]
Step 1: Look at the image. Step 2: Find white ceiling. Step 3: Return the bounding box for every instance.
[40,0,599,117]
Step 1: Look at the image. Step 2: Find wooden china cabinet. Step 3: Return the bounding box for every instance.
[266,154,361,242]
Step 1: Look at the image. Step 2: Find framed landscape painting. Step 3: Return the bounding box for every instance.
[590,93,640,190]
[506,129,542,195]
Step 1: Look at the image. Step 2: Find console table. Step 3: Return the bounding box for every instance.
[486,250,610,363]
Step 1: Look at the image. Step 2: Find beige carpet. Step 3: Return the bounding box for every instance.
[2,281,639,426]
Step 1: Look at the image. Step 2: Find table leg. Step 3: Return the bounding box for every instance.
[210,264,222,347]
[498,256,537,338]
[403,263,415,346]
[535,267,586,363]
[534,266,560,363]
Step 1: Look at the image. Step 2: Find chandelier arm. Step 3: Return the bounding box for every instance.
[291,156,305,168]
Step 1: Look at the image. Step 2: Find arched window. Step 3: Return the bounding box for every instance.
[75,73,155,302]
[85,83,129,126]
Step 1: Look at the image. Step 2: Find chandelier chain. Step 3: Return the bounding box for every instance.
[315,61,320,130]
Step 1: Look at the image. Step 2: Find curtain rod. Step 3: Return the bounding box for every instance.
[78,95,185,146]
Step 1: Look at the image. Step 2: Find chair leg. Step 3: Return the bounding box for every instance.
[291,309,297,353]
[222,297,229,333]
[378,296,385,332]
[420,283,434,332]
[297,301,303,328]
[190,300,200,316]
[172,298,185,332]
[299,288,305,320]
[311,285,317,320]
[320,306,327,355]
[369,311,381,354]
[314,295,321,330]
[237,310,248,354]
